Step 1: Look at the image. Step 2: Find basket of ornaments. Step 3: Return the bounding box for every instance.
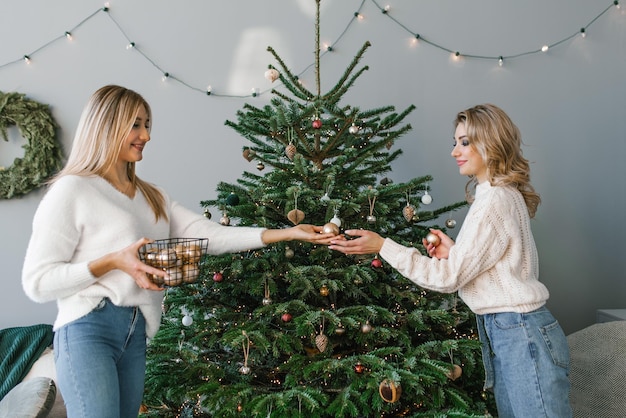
[138,238,208,286]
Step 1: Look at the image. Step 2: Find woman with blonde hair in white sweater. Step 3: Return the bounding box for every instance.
[330,104,572,418]
[22,85,334,418]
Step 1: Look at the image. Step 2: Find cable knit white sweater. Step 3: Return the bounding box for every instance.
[22,175,266,338]
[379,181,549,314]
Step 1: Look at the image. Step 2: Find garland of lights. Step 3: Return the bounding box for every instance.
[0,1,621,98]
[0,91,62,199]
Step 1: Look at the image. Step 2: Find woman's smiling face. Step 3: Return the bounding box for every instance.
[451,122,487,183]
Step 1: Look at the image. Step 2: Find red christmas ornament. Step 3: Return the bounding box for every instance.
[312,118,322,129]
[371,258,383,268]
[281,313,292,322]
[213,272,223,282]
[354,363,365,374]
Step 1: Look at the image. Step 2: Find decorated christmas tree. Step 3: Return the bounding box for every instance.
[143,1,495,416]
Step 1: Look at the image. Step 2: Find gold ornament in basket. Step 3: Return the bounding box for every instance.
[139,238,208,286]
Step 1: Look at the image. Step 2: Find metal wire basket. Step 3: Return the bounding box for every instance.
[138,238,208,286]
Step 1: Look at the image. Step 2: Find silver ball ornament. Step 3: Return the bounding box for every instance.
[425,232,441,247]
[182,315,193,327]
[446,218,457,228]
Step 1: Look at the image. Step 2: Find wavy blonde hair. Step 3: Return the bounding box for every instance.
[51,85,167,221]
[455,104,540,218]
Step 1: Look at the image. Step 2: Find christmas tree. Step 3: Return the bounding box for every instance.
[143,1,495,416]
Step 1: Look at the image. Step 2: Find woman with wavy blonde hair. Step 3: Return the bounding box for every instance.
[22,85,335,418]
[330,104,572,417]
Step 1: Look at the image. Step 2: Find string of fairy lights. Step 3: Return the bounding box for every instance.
[0,0,622,98]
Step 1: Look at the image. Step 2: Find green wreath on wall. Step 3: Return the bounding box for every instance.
[0,91,63,199]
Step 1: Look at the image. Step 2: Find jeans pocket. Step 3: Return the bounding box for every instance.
[540,320,570,369]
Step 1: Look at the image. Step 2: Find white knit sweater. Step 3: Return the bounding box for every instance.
[379,182,549,315]
[22,175,266,338]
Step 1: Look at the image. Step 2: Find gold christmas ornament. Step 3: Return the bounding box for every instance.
[242,148,255,161]
[315,333,329,352]
[319,285,330,296]
[285,143,297,160]
[379,379,402,403]
[322,222,339,235]
[361,321,373,333]
[219,212,230,226]
[402,204,415,222]
[425,232,440,247]
[287,209,305,225]
[446,364,463,381]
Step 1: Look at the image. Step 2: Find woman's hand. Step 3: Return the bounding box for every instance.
[261,224,338,245]
[423,229,454,259]
[328,229,385,255]
[88,238,166,291]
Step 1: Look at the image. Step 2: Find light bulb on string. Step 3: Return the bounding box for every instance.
[251,87,259,97]
[614,0,620,9]
[161,72,170,82]
[580,28,586,38]
[498,56,503,67]
[65,31,73,40]
[23,55,31,64]
[382,5,390,14]
[126,42,135,50]
[541,45,549,52]
[206,85,212,96]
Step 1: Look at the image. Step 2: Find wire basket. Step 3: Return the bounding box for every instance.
[138,238,208,286]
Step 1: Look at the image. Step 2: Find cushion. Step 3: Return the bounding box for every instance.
[22,348,66,418]
[568,321,626,417]
[0,377,56,418]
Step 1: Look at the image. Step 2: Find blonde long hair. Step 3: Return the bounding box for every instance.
[52,85,167,221]
[455,104,540,218]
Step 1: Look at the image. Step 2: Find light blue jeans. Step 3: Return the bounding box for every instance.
[54,298,147,418]
[476,306,573,418]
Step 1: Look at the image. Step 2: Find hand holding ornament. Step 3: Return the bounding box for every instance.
[422,229,454,259]
[328,229,385,255]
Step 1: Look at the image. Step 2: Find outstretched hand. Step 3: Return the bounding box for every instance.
[289,224,338,245]
[423,229,454,259]
[328,229,385,255]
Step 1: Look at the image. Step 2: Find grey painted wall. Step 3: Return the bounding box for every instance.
[1,0,624,335]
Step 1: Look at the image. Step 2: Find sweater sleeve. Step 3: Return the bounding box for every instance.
[22,179,97,303]
[379,190,511,293]
[168,201,266,255]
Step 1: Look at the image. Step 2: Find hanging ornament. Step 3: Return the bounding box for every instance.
[379,177,393,185]
[239,331,251,374]
[256,161,265,171]
[421,185,433,204]
[213,271,223,282]
[312,118,322,129]
[242,148,256,162]
[262,280,272,305]
[335,324,346,335]
[281,312,292,322]
[285,143,297,160]
[354,362,365,374]
[182,314,193,327]
[425,232,441,247]
[371,257,382,268]
[314,332,328,353]
[226,192,240,206]
[264,68,280,82]
[446,364,463,381]
[319,284,330,296]
[284,246,295,259]
[287,209,305,225]
[361,321,373,333]
[402,204,416,222]
[237,404,243,413]
[446,218,457,228]
[219,212,230,226]
[320,192,331,202]
[203,208,212,219]
[379,379,402,403]
[349,123,360,134]
[330,208,342,227]
[322,222,339,235]
[367,190,377,223]
[287,189,305,225]
[284,126,297,160]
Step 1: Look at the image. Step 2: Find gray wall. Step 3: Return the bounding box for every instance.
[1,0,624,335]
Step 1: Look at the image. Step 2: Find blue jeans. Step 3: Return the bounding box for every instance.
[476,306,573,418]
[54,298,147,418]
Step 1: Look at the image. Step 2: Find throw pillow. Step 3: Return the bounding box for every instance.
[0,377,56,418]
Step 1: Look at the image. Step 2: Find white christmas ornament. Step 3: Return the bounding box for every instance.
[264,68,280,82]
[421,191,432,205]
[182,314,193,326]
